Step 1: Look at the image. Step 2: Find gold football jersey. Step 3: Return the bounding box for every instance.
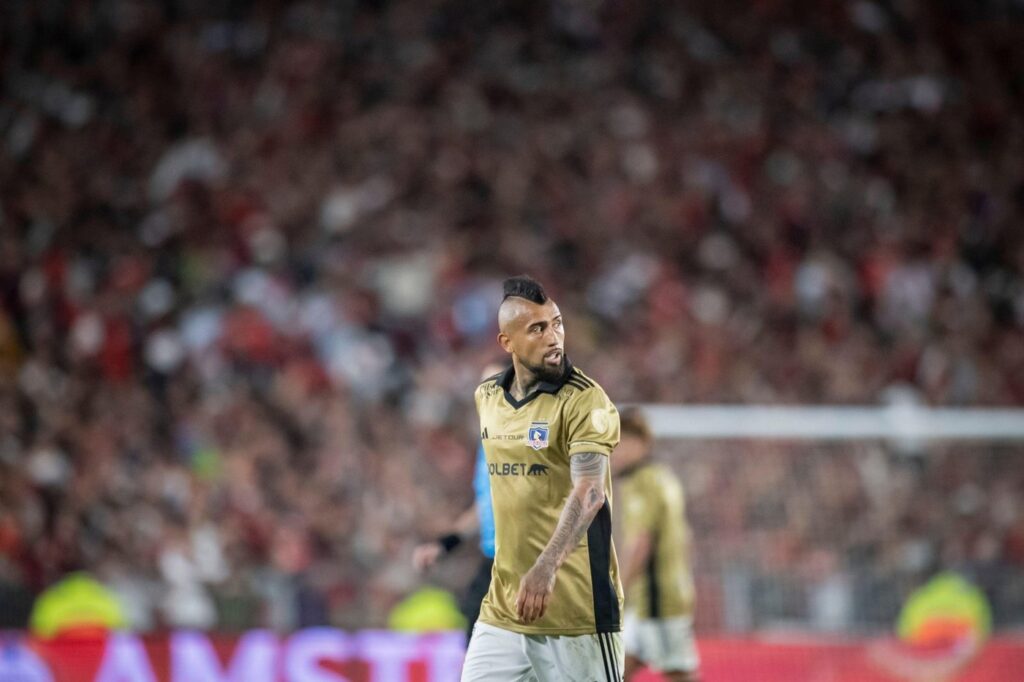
[617,462,695,620]
[475,361,623,635]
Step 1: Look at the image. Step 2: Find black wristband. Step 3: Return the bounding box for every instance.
[438,533,462,553]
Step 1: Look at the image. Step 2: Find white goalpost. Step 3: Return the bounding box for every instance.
[640,405,1024,441]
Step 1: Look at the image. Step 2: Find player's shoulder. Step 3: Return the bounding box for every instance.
[562,366,605,397]
[646,462,685,498]
[475,370,505,401]
[561,366,617,425]
[626,461,666,485]
[646,461,679,479]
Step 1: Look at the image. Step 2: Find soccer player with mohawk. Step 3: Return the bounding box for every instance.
[461,276,624,682]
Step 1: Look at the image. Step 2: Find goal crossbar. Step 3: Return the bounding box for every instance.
[639,405,1024,441]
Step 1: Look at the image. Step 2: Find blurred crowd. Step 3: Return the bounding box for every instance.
[675,440,1024,632]
[1,0,1022,632]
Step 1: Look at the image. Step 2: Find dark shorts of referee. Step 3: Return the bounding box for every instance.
[459,554,493,641]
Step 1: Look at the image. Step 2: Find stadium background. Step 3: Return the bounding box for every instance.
[1,0,1023,679]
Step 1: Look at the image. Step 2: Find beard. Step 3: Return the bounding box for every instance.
[522,354,567,384]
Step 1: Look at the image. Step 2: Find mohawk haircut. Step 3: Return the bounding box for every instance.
[502,275,548,305]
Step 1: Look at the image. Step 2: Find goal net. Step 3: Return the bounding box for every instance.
[640,403,1024,635]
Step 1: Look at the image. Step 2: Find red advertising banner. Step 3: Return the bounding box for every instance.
[693,637,1024,682]
[1,630,1022,681]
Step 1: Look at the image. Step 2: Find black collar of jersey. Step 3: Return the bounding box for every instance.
[617,458,654,480]
[497,357,574,409]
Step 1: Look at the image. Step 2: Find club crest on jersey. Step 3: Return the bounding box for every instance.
[527,421,549,450]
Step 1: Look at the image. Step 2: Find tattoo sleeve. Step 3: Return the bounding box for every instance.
[570,451,606,481]
[533,453,608,573]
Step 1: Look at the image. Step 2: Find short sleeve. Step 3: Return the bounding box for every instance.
[563,386,620,458]
[473,381,491,414]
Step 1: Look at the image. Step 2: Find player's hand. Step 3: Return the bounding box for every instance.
[412,542,443,572]
[515,563,556,623]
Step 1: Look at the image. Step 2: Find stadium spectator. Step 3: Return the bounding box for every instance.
[0,0,1022,633]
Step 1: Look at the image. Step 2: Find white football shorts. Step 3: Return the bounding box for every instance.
[622,612,700,673]
[461,621,624,682]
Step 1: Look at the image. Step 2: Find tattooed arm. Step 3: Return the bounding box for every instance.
[515,452,608,623]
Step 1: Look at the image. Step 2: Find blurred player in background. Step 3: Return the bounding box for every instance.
[613,408,699,682]
[412,363,504,640]
[461,276,624,682]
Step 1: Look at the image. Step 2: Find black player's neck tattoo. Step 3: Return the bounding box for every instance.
[510,357,563,399]
[512,356,569,399]
[512,370,540,400]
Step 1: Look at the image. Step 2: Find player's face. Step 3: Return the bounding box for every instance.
[612,433,649,473]
[502,300,565,382]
